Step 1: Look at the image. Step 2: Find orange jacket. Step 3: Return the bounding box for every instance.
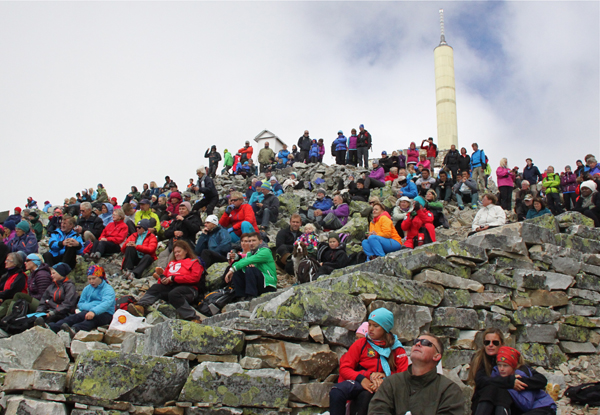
[370,214,402,244]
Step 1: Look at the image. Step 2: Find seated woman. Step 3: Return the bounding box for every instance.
[98,203,114,227]
[362,202,403,261]
[401,196,436,249]
[128,240,204,321]
[163,202,201,253]
[392,196,413,237]
[249,181,264,211]
[7,221,38,255]
[166,192,183,219]
[34,262,77,326]
[0,252,28,318]
[315,232,348,278]
[121,219,158,280]
[364,160,386,189]
[525,197,552,220]
[329,308,408,415]
[123,186,141,205]
[424,190,449,228]
[48,265,115,337]
[87,208,129,260]
[573,180,600,226]
[23,253,53,307]
[470,194,506,235]
[417,154,431,171]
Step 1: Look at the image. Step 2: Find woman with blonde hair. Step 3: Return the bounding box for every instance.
[496,158,515,211]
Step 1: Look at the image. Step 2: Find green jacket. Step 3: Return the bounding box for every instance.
[258,148,275,164]
[29,213,44,241]
[368,366,464,415]
[231,246,277,289]
[542,173,561,194]
[224,151,234,167]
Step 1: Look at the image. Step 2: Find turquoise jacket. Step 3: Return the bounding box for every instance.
[78,280,116,316]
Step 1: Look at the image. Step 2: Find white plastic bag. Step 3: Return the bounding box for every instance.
[108,309,150,332]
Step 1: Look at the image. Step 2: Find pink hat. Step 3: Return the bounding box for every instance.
[356,322,369,336]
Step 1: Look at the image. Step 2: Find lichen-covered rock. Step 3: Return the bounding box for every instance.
[465,228,528,256]
[290,382,334,407]
[525,213,560,233]
[253,285,367,330]
[368,300,432,342]
[142,320,245,357]
[557,324,591,343]
[555,234,600,254]
[322,327,356,348]
[337,217,369,241]
[70,340,111,358]
[520,222,558,246]
[207,318,310,342]
[442,349,475,369]
[513,270,574,291]
[70,350,189,406]
[477,310,513,333]
[515,324,557,344]
[179,362,290,408]
[328,257,411,279]
[556,211,595,229]
[278,193,301,216]
[393,252,470,279]
[313,272,443,307]
[4,395,68,415]
[0,327,69,372]
[470,293,514,310]
[413,269,484,292]
[575,272,600,292]
[440,289,474,308]
[512,307,561,325]
[2,369,67,393]
[205,262,228,291]
[431,307,478,330]
[245,339,337,380]
[563,315,597,328]
[407,240,488,263]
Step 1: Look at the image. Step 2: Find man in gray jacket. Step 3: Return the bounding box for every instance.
[452,170,479,210]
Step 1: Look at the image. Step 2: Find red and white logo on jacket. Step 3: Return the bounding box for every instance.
[168,262,182,274]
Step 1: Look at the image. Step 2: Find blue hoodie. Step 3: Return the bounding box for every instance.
[312,196,334,211]
[309,141,320,158]
[78,279,116,316]
[99,203,114,226]
[492,367,556,412]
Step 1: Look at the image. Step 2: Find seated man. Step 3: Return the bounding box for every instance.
[516,194,534,221]
[192,165,220,215]
[275,214,303,275]
[134,199,161,233]
[299,189,333,224]
[415,168,436,197]
[75,202,104,243]
[219,192,259,242]
[43,215,83,269]
[349,178,371,202]
[452,170,479,210]
[224,232,277,301]
[435,170,454,202]
[470,193,506,235]
[254,182,280,231]
[121,219,158,280]
[315,194,349,230]
[194,214,232,269]
[368,333,464,414]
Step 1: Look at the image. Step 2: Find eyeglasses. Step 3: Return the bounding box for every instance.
[414,338,440,354]
[230,198,240,202]
[484,340,501,346]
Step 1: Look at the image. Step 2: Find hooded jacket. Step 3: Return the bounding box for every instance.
[27,263,53,300]
[370,214,403,243]
[333,135,347,151]
[36,277,77,315]
[309,141,320,158]
[406,144,419,164]
[164,212,202,250]
[195,225,232,257]
[48,229,84,257]
[223,151,234,167]
[204,149,222,167]
[162,257,204,291]
[443,149,460,168]
[99,203,114,226]
[542,172,561,194]
[317,245,349,271]
[166,192,183,217]
[339,336,408,384]
[7,231,38,255]
[28,212,44,241]
[231,245,277,289]
[322,203,350,226]
[121,231,158,261]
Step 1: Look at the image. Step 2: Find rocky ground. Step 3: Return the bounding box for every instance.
[1,161,600,414]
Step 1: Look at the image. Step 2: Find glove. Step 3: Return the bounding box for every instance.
[410,210,418,218]
[228,227,234,233]
[225,205,234,213]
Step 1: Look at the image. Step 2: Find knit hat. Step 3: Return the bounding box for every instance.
[16,221,30,233]
[148,218,157,229]
[254,181,263,188]
[338,130,343,134]
[180,201,192,212]
[291,172,297,178]
[52,262,72,277]
[414,196,426,207]
[356,322,369,337]
[205,215,219,226]
[87,265,106,280]
[372,160,379,165]
[137,219,150,230]
[4,220,15,231]
[261,182,272,191]
[359,124,364,128]
[368,308,394,333]
[581,180,597,192]
[14,207,21,214]
[26,253,42,267]
[328,232,340,242]
[317,188,326,195]
[111,197,118,203]
[496,346,520,369]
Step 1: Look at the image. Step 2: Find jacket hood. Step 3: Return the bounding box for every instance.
[103,203,114,214]
[170,192,182,201]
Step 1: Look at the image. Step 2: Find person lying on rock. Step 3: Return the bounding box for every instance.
[49,265,115,337]
[329,308,408,415]
[368,332,464,415]
[129,240,204,322]
[224,232,277,301]
[34,262,77,327]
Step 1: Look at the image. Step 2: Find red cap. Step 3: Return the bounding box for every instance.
[497,346,520,369]
[111,197,117,202]
[14,207,21,213]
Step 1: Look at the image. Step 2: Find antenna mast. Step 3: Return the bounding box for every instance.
[439,9,447,45]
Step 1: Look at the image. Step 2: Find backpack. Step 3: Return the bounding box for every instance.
[347,251,368,266]
[565,382,600,406]
[197,285,236,316]
[115,295,136,311]
[0,299,36,335]
[331,141,336,154]
[413,226,434,248]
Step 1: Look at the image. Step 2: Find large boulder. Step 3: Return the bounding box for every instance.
[555,211,595,229]
[253,285,367,330]
[413,269,484,292]
[512,307,561,325]
[337,217,369,241]
[368,300,432,342]
[555,234,600,254]
[525,214,560,233]
[393,252,470,279]
[70,350,189,406]
[404,240,488,263]
[465,225,528,256]
[290,382,334,407]
[278,193,301,216]
[246,339,338,380]
[205,318,310,342]
[0,327,69,372]
[2,369,67,393]
[328,257,411,279]
[142,320,245,357]
[431,307,479,330]
[179,362,290,409]
[205,262,228,291]
[4,395,68,415]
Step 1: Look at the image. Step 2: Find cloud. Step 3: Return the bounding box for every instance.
[0,1,597,211]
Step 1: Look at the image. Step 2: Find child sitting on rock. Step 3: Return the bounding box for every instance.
[294,224,319,255]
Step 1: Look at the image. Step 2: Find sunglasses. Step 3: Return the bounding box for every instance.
[484,340,501,346]
[414,338,440,353]
[230,198,240,202]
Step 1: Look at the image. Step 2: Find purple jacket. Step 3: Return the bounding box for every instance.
[369,167,385,182]
[318,144,325,157]
[560,172,577,193]
[28,263,53,300]
[496,167,515,187]
[348,135,358,150]
[492,367,555,412]
[322,203,349,226]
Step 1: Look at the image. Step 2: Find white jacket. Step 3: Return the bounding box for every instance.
[472,204,506,231]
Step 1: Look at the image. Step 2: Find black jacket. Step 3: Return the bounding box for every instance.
[349,183,370,201]
[196,175,218,198]
[0,268,27,301]
[36,278,78,315]
[379,157,394,173]
[443,150,460,167]
[317,246,348,270]
[458,154,471,172]
[164,212,202,250]
[204,150,222,167]
[275,226,302,249]
[435,177,454,191]
[77,213,105,239]
[357,130,371,148]
[298,136,312,152]
[523,164,543,184]
[256,193,280,218]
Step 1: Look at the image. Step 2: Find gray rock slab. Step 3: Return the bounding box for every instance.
[368,300,432,342]
[0,327,69,372]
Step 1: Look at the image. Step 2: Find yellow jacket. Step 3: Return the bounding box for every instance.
[134,210,161,232]
[370,214,402,244]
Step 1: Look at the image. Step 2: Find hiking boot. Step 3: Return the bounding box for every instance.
[458,205,465,210]
[61,323,78,339]
[34,317,48,329]
[127,304,145,317]
[471,204,478,209]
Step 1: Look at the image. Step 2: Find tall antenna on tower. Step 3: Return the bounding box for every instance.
[439,9,447,45]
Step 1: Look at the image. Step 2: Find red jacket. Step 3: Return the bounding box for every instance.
[385,173,398,182]
[219,203,259,235]
[238,146,254,160]
[162,258,203,290]
[338,337,408,383]
[121,232,158,260]
[98,220,129,245]
[421,142,437,158]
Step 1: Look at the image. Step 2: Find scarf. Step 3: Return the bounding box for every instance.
[581,193,594,209]
[367,334,404,377]
[135,231,148,258]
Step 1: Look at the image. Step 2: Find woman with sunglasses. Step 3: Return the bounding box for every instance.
[468,328,548,415]
[329,308,408,415]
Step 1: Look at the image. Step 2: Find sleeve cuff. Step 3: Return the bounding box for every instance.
[355,374,366,383]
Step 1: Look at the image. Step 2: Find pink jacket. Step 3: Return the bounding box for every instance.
[406,144,419,164]
[496,167,515,188]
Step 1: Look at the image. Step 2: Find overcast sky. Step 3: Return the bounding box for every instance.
[1,1,598,212]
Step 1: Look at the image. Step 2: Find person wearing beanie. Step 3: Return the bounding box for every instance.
[27,211,44,241]
[355,321,369,340]
[249,180,265,210]
[7,220,38,255]
[24,253,52,302]
[282,172,303,192]
[6,207,22,225]
[34,262,77,327]
[191,165,219,215]
[194,214,232,269]
[348,178,371,202]
[315,194,349,231]
[574,179,600,227]
[121,219,158,280]
[0,252,29,318]
[269,176,284,196]
[161,200,201,266]
[329,308,408,415]
[255,182,280,231]
[2,220,16,244]
[314,232,349,278]
[299,189,333,224]
[48,265,115,337]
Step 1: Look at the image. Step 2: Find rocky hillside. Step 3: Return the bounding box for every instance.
[2,162,600,415]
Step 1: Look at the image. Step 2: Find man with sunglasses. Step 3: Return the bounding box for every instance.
[369,333,464,415]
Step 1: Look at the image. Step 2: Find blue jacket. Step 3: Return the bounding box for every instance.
[471,149,486,169]
[492,367,555,412]
[312,196,334,211]
[526,208,552,219]
[78,280,116,316]
[334,135,348,151]
[278,149,290,160]
[48,229,84,257]
[400,181,418,199]
[272,182,284,196]
[195,225,232,257]
[249,191,264,205]
[523,164,543,184]
[309,143,320,158]
[7,231,38,255]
